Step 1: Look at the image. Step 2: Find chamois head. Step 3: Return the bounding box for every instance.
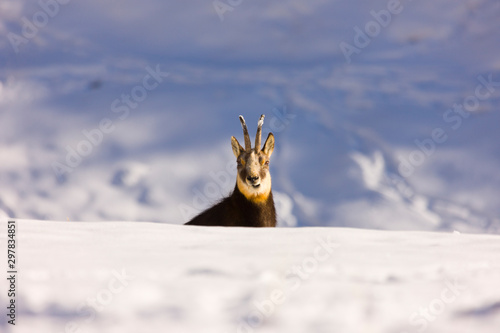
[231,115,275,203]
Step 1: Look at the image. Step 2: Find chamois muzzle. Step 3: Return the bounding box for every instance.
[247,175,259,183]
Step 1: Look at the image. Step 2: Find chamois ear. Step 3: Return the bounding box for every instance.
[262,133,275,157]
[231,136,244,158]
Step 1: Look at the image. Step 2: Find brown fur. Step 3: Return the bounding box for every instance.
[184,184,276,227]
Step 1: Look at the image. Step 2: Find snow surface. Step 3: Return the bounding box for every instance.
[2,219,500,333]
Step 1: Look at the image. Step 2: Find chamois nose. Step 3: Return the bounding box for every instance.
[247,175,259,182]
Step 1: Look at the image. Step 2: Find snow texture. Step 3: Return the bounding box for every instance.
[1,219,500,333]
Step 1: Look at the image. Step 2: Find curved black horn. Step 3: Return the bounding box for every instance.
[239,115,252,151]
[255,114,265,152]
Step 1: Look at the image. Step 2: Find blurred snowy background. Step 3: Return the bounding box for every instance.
[1,0,500,232]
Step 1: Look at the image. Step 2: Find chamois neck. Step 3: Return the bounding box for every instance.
[233,183,272,205]
[232,183,276,227]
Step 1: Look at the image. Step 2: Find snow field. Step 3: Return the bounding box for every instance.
[2,219,499,333]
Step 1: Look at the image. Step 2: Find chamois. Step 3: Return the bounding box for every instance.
[185,115,276,227]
